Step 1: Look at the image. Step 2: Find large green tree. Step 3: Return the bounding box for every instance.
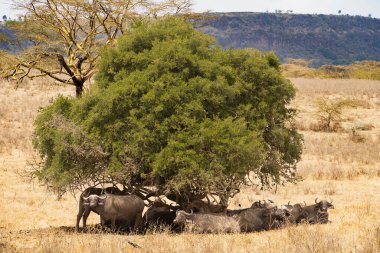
[33,17,302,208]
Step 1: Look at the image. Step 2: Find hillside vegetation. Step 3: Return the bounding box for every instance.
[201,13,380,67]
[283,60,380,80]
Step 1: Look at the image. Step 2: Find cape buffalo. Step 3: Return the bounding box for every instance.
[291,198,334,224]
[173,210,240,233]
[226,200,277,217]
[185,199,225,213]
[236,206,287,232]
[76,187,127,231]
[81,194,144,231]
[142,202,182,232]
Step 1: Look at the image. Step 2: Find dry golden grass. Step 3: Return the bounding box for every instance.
[1,78,380,253]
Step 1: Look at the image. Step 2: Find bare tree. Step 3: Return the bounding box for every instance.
[0,0,192,97]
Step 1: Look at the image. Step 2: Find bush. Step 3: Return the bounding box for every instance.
[315,98,361,131]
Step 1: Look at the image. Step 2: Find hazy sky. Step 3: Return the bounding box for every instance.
[1,0,379,19]
[193,0,380,17]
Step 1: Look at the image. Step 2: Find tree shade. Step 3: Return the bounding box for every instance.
[33,17,303,208]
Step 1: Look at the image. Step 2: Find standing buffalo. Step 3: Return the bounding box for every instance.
[80,194,144,231]
[76,187,127,231]
[235,206,287,232]
[291,199,334,224]
[173,210,240,233]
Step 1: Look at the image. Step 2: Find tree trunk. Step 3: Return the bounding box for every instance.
[75,83,84,98]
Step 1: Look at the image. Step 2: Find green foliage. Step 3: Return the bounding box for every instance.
[33,17,303,206]
[315,98,361,131]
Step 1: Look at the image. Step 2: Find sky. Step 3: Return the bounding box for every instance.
[1,0,380,19]
[193,0,380,18]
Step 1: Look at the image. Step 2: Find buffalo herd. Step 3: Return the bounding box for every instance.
[76,187,335,234]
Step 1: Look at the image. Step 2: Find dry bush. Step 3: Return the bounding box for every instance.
[314,98,361,132]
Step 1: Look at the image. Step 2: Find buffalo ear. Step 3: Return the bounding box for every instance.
[329,204,335,209]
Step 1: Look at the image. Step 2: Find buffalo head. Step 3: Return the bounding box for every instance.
[315,198,334,212]
[82,194,107,207]
[173,210,193,224]
[251,200,276,209]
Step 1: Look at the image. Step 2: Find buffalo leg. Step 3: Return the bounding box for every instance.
[76,205,85,231]
[82,208,91,230]
[111,217,116,232]
[133,213,143,233]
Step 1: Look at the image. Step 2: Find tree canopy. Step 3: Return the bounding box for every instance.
[33,17,303,208]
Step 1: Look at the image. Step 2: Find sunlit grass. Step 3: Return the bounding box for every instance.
[0,78,380,252]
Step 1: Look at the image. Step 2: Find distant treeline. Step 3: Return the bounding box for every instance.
[200,13,380,67]
[283,60,380,80]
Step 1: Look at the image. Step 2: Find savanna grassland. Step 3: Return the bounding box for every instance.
[0,78,380,253]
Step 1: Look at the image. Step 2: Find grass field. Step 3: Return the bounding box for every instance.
[0,78,379,252]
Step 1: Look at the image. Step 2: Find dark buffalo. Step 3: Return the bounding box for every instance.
[142,202,182,232]
[185,199,225,213]
[76,187,127,231]
[81,194,144,231]
[291,198,334,224]
[250,199,276,209]
[226,200,277,217]
[173,210,240,233]
[236,206,287,232]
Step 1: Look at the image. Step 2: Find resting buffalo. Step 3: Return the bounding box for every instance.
[185,199,225,213]
[81,194,144,231]
[173,210,240,233]
[291,199,334,224]
[76,187,127,231]
[143,202,182,232]
[226,200,277,217]
[236,206,287,232]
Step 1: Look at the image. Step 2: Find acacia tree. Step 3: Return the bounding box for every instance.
[315,98,360,131]
[33,17,303,208]
[0,0,191,97]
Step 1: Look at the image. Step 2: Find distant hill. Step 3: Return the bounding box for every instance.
[2,13,380,67]
[200,13,380,67]
[0,24,17,52]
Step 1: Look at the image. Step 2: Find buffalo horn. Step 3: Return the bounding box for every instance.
[82,196,90,201]
[315,198,319,204]
[98,195,107,200]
